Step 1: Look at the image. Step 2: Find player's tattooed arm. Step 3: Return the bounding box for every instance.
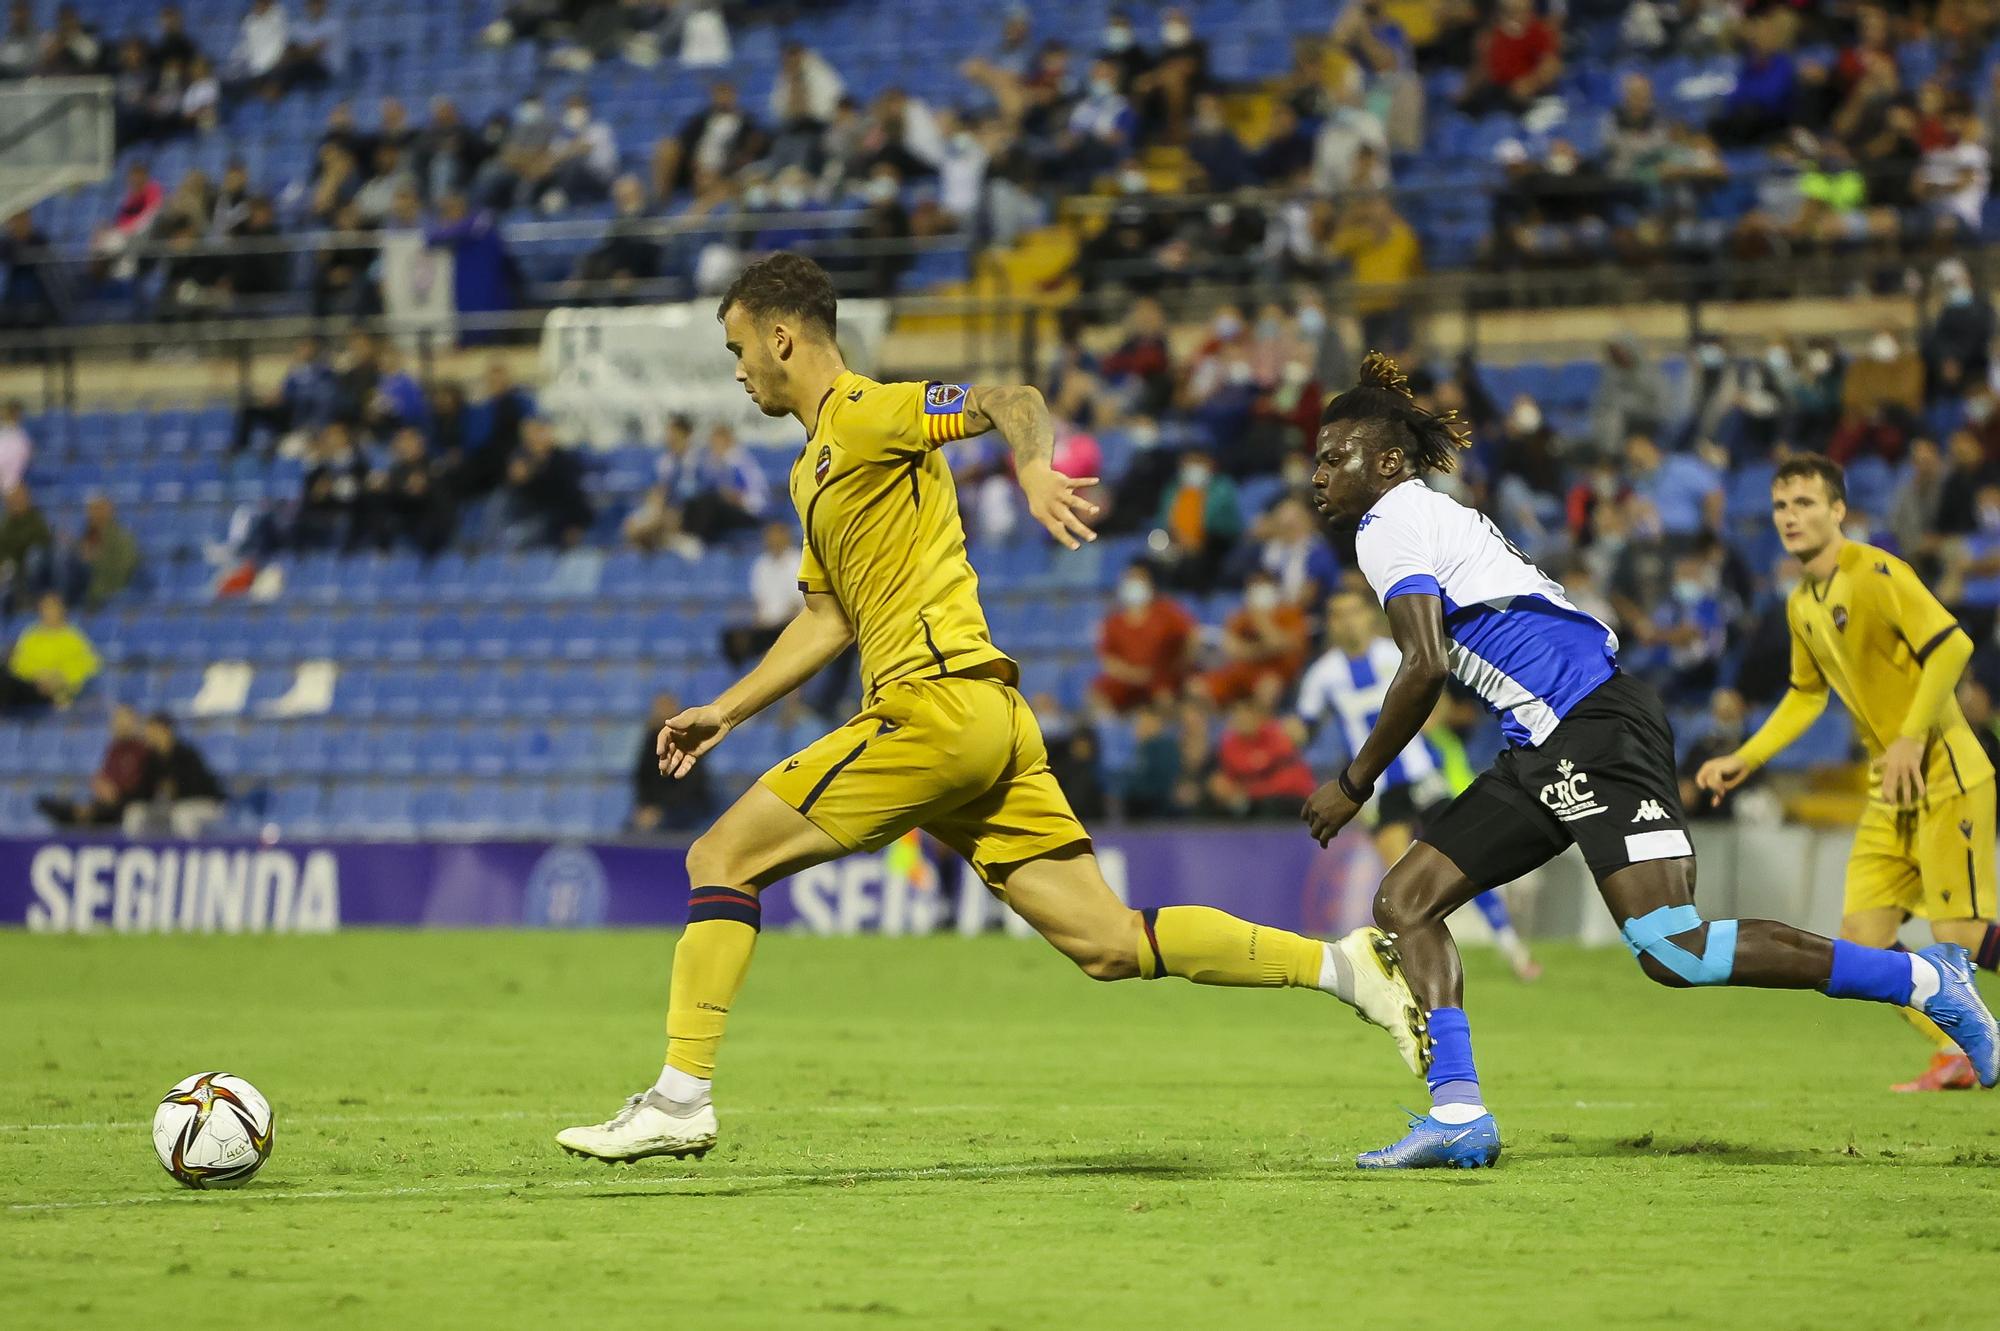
[963,384,1101,550]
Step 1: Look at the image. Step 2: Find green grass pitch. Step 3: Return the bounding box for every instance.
[5,931,1998,1329]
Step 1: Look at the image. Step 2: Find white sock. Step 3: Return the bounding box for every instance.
[1910,954,1943,1010]
[652,1064,712,1110]
[1430,1101,1488,1125]
[1318,941,1354,1005]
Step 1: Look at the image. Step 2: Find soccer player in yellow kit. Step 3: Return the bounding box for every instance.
[556,253,1425,1162]
[1698,453,2000,1090]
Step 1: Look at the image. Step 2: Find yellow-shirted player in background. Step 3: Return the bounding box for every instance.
[1698,453,2000,1091]
[556,253,1425,1163]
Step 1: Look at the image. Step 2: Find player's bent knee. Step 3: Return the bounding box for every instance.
[684,831,756,893]
[1621,904,1737,987]
[1374,855,1455,933]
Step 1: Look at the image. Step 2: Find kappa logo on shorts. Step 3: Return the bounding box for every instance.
[1632,799,1669,822]
[814,444,832,485]
[1539,759,1607,822]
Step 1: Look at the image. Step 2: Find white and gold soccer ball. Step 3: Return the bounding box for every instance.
[151,1072,274,1189]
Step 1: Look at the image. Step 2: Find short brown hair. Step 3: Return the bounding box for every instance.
[1772,452,1846,506]
[717,252,838,340]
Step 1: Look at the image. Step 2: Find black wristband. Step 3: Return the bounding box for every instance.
[1338,765,1374,803]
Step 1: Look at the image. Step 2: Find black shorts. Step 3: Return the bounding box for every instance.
[1368,775,1451,833]
[1419,672,1692,888]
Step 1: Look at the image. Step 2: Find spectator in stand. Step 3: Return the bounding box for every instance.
[1624,432,1722,543]
[353,142,417,225]
[472,91,557,208]
[767,40,845,170]
[1646,548,1728,702]
[365,426,457,555]
[1129,7,1207,142]
[427,191,516,334]
[721,521,805,666]
[461,359,535,495]
[1186,92,1251,191]
[1254,496,1339,608]
[37,4,100,76]
[0,591,98,713]
[1935,427,2000,536]
[1325,191,1421,353]
[1589,334,1671,460]
[680,423,767,544]
[1678,688,1762,820]
[1889,435,1947,568]
[311,200,378,317]
[1710,10,1800,147]
[1914,109,1990,238]
[1840,327,1924,425]
[291,421,366,549]
[1093,561,1196,713]
[654,80,763,198]
[1199,569,1309,705]
[282,0,347,87]
[631,691,713,834]
[58,495,138,609]
[1310,65,1387,197]
[414,97,484,203]
[1456,0,1559,118]
[1118,701,1182,820]
[622,484,703,559]
[577,175,662,299]
[179,52,219,133]
[227,0,288,96]
[0,210,53,330]
[36,703,152,828]
[1206,680,1318,818]
[93,161,163,265]
[125,712,226,838]
[1056,57,1138,185]
[0,481,51,608]
[504,419,593,549]
[0,3,36,78]
[1922,257,1996,401]
[227,194,287,300]
[1604,72,1673,187]
[235,337,336,454]
[1098,296,1175,418]
[538,94,620,209]
[0,398,29,493]
[112,36,160,147]
[1152,446,1243,590]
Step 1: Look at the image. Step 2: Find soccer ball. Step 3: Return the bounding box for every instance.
[151,1072,274,1190]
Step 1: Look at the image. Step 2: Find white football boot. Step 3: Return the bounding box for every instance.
[556,1090,718,1164]
[1334,927,1430,1077]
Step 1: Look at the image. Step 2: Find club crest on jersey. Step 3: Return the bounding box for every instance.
[814,444,831,485]
[1831,605,1848,631]
[1539,758,1606,822]
[924,382,968,413]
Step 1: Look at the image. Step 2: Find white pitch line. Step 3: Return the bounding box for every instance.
[6,1160,1084,1213]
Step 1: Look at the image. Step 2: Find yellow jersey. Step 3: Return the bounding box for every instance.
[1784,540,1993,803]
[790,371,1016,701]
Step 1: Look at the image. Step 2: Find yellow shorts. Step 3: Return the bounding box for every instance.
[1844,779,1997,921]
[759,675,1089,881]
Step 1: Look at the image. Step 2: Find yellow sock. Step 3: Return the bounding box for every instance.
[664,886,762,1078]
[1136,906,1323,987]
[1899,1003,1956,1052]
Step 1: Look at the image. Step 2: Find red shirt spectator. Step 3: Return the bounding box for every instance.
[1094,565,1196,711]
[1482,3,1556,90]
[1201,572,1309,705]
[111,165,163,236]
[1210,699,1317,811]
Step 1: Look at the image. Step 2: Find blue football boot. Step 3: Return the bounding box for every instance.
[1917,943,1999,1088]
[1355,1110,1502,1170]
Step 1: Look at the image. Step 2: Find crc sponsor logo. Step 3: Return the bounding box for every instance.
[25,844,340,933]
[1539,759,1606,822]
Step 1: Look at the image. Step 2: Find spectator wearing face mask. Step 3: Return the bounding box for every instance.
[1678,688,1762,820]
[1645,549,1728,703]
[1152,448,1242,590]
[1199,570,1309,705]
[1922,257,1996,403]
[1940,481,2000,643]
[1623,432,1722,542]
[1841,328,1924,419]
[1205,682,1318,818]
[1889,436,1948,570]
[1589,334,1669,460]
[1057,57,1139,185]
[1093,562,1196,713]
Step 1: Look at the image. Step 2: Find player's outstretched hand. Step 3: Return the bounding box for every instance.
[659,704,732,779]
[1692,754,1749,806]
[1019,461,1100,551]
[1300,779,1361,848]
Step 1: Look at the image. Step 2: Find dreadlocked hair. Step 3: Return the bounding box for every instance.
[1318,351,1473,475]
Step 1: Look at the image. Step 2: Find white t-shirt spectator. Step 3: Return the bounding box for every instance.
[291,8,349,77]
[750,548,805,625]
[1920,140,1992,230]
[557,115,619,180]
[938,135,988,219]
[234,6,289,77]
[770,49,845,125]
[693,111,744,178]
[0,419,30,493]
